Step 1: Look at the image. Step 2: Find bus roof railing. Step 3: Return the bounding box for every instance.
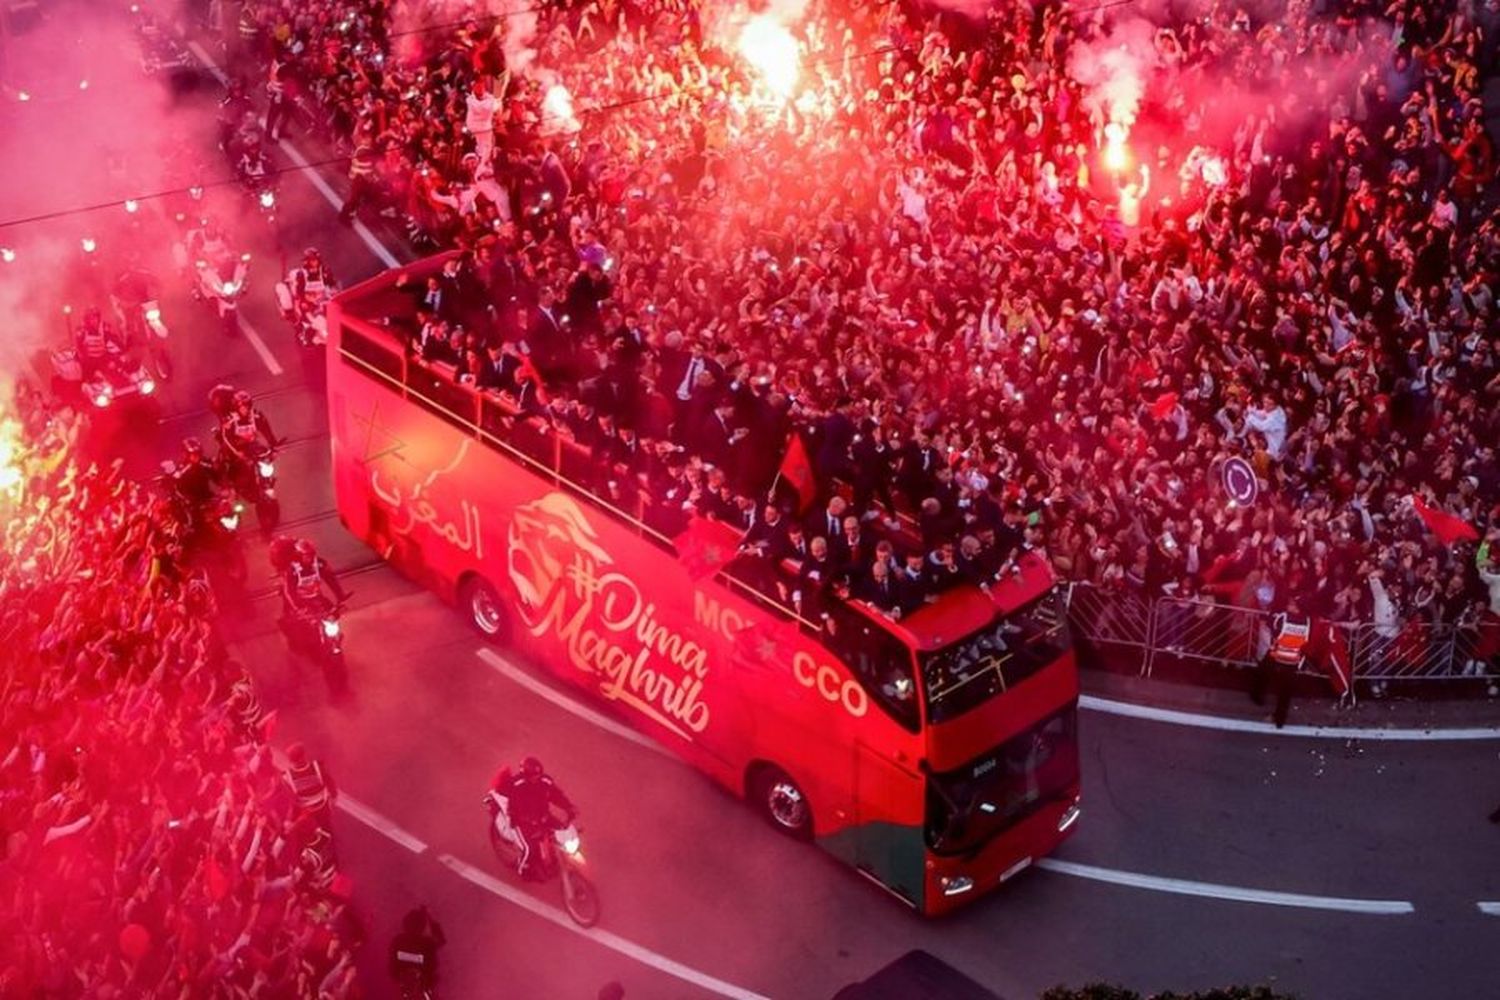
[329,255,1055,651]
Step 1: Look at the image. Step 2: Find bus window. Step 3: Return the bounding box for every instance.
[827,606,920,732]
[340,324,405,383]
[924,706,1078,855]
[919,588,1071,724]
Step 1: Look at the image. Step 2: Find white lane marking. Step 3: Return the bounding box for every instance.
[335,794,428,854]
[273,135,401,269]
[1080,694,1500,742]
[1036,859,1415,915]
[477,649,667,757]
[1478,902,1500,916]
[185,42,402,269]
[239,315,284,376]
[439,853,772,1000]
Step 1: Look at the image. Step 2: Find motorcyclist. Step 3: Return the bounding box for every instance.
[237,134,270,188]
[274,537,348,620]
[73,307,125,377]
[167,437,222,527]
[492,757,577,879]
[216,81,254,151]
[216,389,280,475]
[282,247,337,321]
[187,217,233,270]
[389,905,446,993]
[110,263,162,341]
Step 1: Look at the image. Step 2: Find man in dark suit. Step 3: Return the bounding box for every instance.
[527,286,567,376]
[694,399,746,470]
[477,341,522,393]
[855,558,903,619]
[808,496,848,549]
[896,550,933,617]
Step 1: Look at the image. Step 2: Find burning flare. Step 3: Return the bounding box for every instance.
[542,83,580,133]
[738,15,799,100]
[0,418,25,494]
[1102,121,1129,173]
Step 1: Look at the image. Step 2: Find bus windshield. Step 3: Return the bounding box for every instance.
[918,588,1070,725]
[924,706,1078,855]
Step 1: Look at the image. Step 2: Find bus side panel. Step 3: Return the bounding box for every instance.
[327,374,921,842]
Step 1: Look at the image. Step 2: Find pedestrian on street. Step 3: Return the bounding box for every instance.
[1252,598,1310,729]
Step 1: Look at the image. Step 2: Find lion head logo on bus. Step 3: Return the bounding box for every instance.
[507,493,612,626]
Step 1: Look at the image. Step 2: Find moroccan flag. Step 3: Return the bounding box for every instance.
[731,618,801,674]
[1411,494,1479,545]
[775,433,817,513]
[1309,619,1353,698]
[673,516,738,580]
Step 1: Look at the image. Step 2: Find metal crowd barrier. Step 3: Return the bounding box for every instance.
[1065,583,1496,686]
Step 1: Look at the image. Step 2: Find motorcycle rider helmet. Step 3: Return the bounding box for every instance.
[181,436,203,458]
[303,246,321,264]
[521,756,544,779]
[233,389,253,411]
[268,535,297,571]
[294,538,318,563]
[82,306,102,330]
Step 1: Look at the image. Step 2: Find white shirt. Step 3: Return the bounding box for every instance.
[465,92,498,134]
[1245,404,1289,459]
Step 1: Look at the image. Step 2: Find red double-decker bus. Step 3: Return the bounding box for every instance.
[325,254,1081,914]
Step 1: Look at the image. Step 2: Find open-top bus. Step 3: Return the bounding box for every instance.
[325,253,1081,914]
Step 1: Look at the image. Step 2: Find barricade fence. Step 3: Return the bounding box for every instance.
[1064,584,1498,687]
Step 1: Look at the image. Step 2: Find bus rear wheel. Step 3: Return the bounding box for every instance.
[750,765,812,840]
[460,575,510,644]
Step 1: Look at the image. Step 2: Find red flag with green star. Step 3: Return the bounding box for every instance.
[775,432,817,514]
[674,516,739,580]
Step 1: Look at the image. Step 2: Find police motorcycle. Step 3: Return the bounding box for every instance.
[111,265,172,382]
[209,386,281,533]
[483,788,600,927]
[236,132,279,223]
[274,248,338,346]
[157,439,248,585]
[174,219,250,335]
[269,538,348,676]
[54,306,158,410]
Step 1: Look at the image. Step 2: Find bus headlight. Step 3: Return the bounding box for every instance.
[939,875,974,897]
[1057,802,1081,833]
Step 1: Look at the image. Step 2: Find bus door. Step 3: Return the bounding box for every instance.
[853,742,926,907]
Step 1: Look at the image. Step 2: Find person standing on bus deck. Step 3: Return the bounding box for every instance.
[1252,598,1310,729]
[465,78,499,163]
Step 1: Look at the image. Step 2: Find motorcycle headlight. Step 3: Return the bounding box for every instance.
[93,391,112,408]
[321,618,341,638]
[140,378,156,395]
[219,513,239,531]
[256,460,275,478]
[222,282,238,295]
[145,307,161,323]
[560,832,581,856]
[259,191,275,209]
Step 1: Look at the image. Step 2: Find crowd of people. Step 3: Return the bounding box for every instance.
[0,398,360,997]
[230,0,1500,651]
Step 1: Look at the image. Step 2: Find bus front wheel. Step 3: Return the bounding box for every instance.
[460,575,510,645]
[750,765,812,840]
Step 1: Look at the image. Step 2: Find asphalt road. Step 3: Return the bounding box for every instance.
[6,8,1500,999]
